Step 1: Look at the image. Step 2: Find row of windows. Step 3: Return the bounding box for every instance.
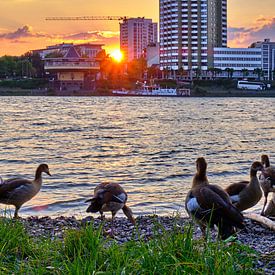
[214,51,261,55]
[214,64,260,68]
[214,57,261,61]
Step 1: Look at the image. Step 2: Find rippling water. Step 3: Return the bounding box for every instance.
[0,96,274,218]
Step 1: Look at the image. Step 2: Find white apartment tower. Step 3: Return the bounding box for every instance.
[120,18,158,62]
[160,0,227,72]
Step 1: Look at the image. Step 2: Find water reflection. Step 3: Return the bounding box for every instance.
[0,97,274,217]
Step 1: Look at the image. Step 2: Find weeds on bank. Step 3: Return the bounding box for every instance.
[0,218,257,274]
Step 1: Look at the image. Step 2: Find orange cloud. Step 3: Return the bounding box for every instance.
[0,25,119,56]
[228,16,275,47]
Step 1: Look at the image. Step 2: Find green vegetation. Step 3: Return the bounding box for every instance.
[0,218,257,274]
[0,52,44,79]
[0,78,48,89]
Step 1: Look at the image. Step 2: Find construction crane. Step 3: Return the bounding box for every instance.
[45,16,128,21]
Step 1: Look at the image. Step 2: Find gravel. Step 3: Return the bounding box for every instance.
[19,215,275,274]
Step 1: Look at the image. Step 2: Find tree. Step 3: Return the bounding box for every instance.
[147,65,161,79]
[225,68,234,79]
[207,67,222,79]
[241,68,249,78]
[127,57,147,80]
[193,67,201,79]
[0,55,18,78]
[22,51,44,78]
[253,68,263,80]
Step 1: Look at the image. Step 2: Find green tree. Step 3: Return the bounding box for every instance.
[253,68,263,80]
[22,52,44,77]
[0,55,17,78]
[193,67,201,79]
[241,68,249,78]
[225,68,234,79]
[127,57,147,80]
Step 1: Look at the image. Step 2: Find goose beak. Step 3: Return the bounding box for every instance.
[47,170,52,176]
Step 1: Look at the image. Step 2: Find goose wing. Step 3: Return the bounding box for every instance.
[262,167,275,181]
[196,185,244,228]
[0,178,32,199]
[225,181,249,196]
[86,183,127,213]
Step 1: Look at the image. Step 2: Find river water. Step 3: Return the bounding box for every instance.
[0,96,274,218]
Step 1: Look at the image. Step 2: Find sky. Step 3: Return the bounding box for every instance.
[0,0,274,56]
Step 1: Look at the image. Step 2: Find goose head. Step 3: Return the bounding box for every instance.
[37,164,51,177]
[261,155,270,168]
[192,157,208,188]
[250,161,263,178]
[196,157,207,175]
[251,161,263,173]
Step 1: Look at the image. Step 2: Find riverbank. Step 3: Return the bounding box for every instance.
[1,215,274,274]
[1,86,275,97]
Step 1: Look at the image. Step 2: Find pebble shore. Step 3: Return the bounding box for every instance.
[20,215,275,274]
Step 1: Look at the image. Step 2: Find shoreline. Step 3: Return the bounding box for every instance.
[1,87,275,97]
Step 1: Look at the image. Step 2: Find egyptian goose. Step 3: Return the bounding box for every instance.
[225,161,263,211]
[0,164,51,218]
[259,155,275,215]
[263,193,275,217]
[185,157,244,240]
[86,182,135,225]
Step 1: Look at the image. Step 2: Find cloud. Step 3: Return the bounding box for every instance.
[228,17,275,47]
[0,25,47,39]
[63,31,119,43]
[0,25,119,44]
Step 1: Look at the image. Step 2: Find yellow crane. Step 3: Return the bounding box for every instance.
[45,16,128,21]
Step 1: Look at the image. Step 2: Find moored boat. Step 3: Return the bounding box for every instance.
[112,84,190,97]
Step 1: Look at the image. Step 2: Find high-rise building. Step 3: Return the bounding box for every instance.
[120,18,158,62]
[159,0,227,72]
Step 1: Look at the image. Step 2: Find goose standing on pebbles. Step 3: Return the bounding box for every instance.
[259,155,275,215]
[225,161,263,211]
[85,182,135,225]
[0,164,51,218]
[185,157,244,240]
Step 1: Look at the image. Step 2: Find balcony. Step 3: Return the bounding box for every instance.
[44,60,100,71]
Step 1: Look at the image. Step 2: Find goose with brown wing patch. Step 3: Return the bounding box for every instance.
[185,157,244,240]
[0,164,51,218]
[225,161,263,211]
[86,182,135,225]
[259,155,275,216]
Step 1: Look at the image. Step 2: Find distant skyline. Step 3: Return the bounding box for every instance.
[0,0,274,56]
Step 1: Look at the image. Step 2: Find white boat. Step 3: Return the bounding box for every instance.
[112,84,190,97]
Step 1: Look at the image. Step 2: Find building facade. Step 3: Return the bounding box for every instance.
[159,0,227,72]
[213,47,262,79]
[120,17,158,62]
[43,44,103,92]
[250,39,275,81]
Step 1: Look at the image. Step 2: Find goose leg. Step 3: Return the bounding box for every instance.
[106,212,116,237]
[99,211,105,220]
[14,206,20,219]
[122,205,135,225]
[261,194,268,216]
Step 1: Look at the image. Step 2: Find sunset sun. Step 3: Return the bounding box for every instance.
[110,49,123,62]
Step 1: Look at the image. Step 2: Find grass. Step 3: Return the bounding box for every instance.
[0,218,258,274]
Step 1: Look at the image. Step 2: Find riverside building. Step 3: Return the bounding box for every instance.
[250,39,275,81]
[159,0,227,75]
[120,17,158,62]
[213,47,262,79]
[213,39,275,81]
